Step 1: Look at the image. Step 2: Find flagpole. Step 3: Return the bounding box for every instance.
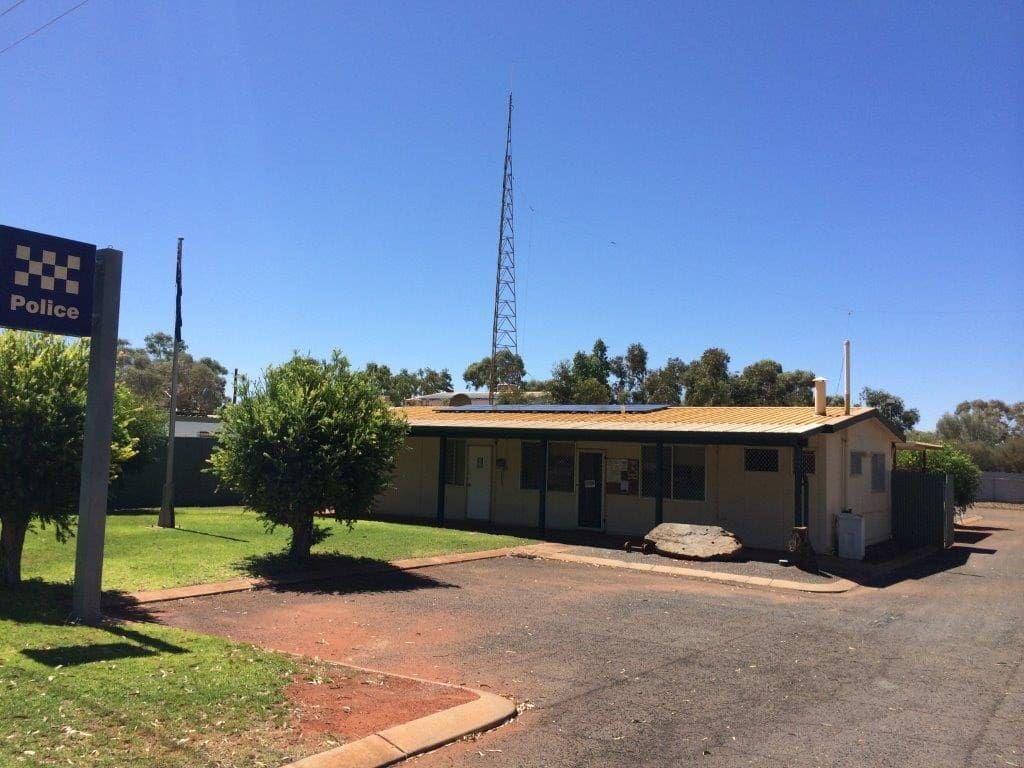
[158,237,184,529]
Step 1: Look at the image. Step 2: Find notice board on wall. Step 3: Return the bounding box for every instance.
[606,458,639,495]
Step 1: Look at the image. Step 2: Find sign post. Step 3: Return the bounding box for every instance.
[71,248,122,623]
[0,225,121,624]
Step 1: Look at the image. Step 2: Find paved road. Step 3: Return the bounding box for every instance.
[152,506,1023,767]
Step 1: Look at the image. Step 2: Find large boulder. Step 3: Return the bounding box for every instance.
[645,523,743,560]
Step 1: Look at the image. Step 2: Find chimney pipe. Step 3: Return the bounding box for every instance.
[844,340,851,415]
[813,377,827,416]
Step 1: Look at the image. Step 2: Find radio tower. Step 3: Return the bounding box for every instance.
[489,92,517,404]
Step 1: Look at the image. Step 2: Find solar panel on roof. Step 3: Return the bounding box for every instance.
[433,404,670,414]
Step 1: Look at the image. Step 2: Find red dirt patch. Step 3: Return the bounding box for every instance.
[286,667,477,744]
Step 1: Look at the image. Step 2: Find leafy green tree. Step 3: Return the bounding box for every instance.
[681,348,733,405]
[0,331,139,586]
[861,387,920,432]
[642,358,688,404]
[731,360,815,406]
[545,340,614,404]
[117,332,229,416]
[895,444,981,513]
[210,353,409,560]
[936,400,1023,444]
[463,350,526,391]
[362,364,453,405]
[610,342,650,402]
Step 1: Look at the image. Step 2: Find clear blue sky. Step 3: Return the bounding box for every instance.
[2,0,1021,428]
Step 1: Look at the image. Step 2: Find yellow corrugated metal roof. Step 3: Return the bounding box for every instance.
[395,405,877,435]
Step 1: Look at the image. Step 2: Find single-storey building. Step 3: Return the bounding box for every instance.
[374,396,904,555]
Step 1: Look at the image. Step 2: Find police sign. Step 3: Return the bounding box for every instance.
[0,224,96,337]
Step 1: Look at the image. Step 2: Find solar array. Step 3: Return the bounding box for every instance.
[433,404,670,414]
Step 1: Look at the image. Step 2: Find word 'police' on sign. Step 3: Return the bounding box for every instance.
[0,225,96,337]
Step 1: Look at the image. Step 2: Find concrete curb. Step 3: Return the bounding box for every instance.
[121,544,550,605]
[280,682,516,768]
[518,545,856,594]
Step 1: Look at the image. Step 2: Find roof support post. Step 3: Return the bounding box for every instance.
[538,438,548,533]
[655,440,665,525]
[436,436,447,527]
[793,444,806,527]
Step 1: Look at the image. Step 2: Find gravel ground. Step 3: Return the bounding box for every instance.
[151,504,1024,768]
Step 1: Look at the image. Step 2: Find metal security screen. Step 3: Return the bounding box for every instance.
[744,448,779,472]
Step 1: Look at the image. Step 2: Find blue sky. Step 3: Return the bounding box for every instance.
[1,0,1021,428]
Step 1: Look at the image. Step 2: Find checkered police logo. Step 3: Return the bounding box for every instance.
[14,244,81,295]
[1,224,96,337]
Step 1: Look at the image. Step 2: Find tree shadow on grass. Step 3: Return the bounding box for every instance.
[238,551,460,597]
[2,580,188,668]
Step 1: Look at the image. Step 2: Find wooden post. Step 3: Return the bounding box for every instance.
[538,438,548,532]
[655,441,665,525]
[436,436,447,526]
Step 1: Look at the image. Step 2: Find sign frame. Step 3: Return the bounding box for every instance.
[0,225,97,337]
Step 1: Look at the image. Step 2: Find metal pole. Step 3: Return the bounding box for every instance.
[232,367,238,404]
[72,248,123,624]
[436,436,448,526]
[844,339,851,415]
[158,237,183,528]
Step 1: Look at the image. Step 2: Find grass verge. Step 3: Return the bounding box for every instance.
[22,507,535,592]
[0,582,305,767]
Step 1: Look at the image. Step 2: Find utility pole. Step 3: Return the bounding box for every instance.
[489,92,517,405]
[158,237,183,529]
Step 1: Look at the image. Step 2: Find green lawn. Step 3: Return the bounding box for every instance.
[0,582,345,767]
[4,509,532,766]
[22,507,534,592]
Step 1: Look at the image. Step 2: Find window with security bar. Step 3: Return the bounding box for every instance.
[800,450,816,475]
[672,446,706,501]
[640,445,671,498]
[547,442,575,492]
[520,441,575,492]
[445,439,466,486]
[744,448,779,472]
[871,452,887,493]
[520,441,544,490]
[850,452,864,476]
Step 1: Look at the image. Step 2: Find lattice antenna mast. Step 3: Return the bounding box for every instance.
[489,92,517,405]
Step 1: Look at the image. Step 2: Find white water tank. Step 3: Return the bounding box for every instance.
[837,511,865,560]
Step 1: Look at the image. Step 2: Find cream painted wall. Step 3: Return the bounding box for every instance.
[843,419,896,545]
[375,436,438,519]
[374,421,895,552]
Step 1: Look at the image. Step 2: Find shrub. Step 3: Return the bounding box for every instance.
[895,444,981,514]
[0,331,138,586]
[209,352,408,560]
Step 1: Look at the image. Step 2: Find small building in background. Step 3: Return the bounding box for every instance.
[173,415,222,438]
[404,391,546,406]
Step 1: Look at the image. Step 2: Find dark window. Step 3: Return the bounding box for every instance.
[672,446,706,501]
[871,452,887,493]
[800,450,816,475]
[520,441,544,490]
[744,448,779,472]
[850,452,864,476]
[445,439,466,486]
[547,442,575,492]
[640,445,671,498]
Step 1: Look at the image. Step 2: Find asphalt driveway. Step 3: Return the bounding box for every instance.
[150,505,1023,767]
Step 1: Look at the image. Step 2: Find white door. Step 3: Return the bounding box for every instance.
[466,446,492,521]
